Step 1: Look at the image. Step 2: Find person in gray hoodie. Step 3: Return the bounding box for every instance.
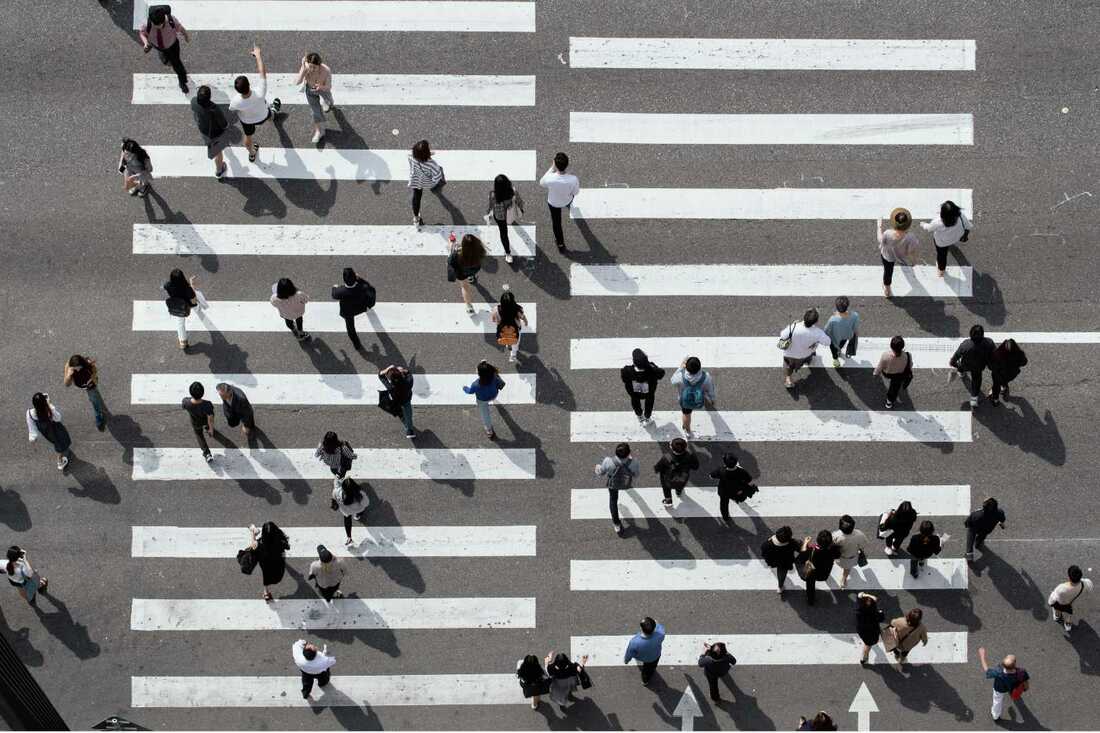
[594,442,640,535]
[670,356,716,439]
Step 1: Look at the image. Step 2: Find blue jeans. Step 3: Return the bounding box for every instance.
[86,385,106,426]
[477,400,493,433]
[400,402,415,434]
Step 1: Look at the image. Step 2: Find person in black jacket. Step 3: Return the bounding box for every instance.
[653,438,699,507]
[988,339,1028,405]
[907,520,942,578]
[761,525,797,595]
[965,497,1006,559]
[697,641,737,702]
[949,324,996,407]
[379,365,416,438]
[855,592,885,664]
[798,711,838,731]
[799,530,838,606]
[190,85,228,177]
[621,348,664,425]
[880,500,918,556]
[331,267,375,351]
[709,452,757,524]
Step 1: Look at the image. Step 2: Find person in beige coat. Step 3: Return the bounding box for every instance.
[885,608,928,665]
[270,278,311,341]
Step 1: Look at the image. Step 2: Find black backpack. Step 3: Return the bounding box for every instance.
[362,281,377,309]
[147,5,175,27]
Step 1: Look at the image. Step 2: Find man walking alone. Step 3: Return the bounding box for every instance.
[292,638,336,700]
[539,152,580,251]
[623,616,665,686]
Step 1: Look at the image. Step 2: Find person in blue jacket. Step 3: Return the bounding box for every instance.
[463,360,505,440]
[623,616,665,686]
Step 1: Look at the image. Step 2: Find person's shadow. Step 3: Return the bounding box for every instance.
[63,455,121,504]
[954,247,1007,326]
[101,407,155,468]
[0,484,31,530]
[968,546,1048,620]
[352,481,426,594]
[307,682,383,729]
[269,115,338,216]
[100,0,140,39]
[32,591,101,659]
[0,606,44,667]
[972,396,1065,465]
[1066,620,1100,675]
[867,663,973,722]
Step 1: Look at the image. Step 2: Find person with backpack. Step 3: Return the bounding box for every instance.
[463,361,506,440]
[920,200,972,278]
[779,308,831,389]
[978,647,1029,721]
[697,642,737,703]
[832,514,868,589]
[409,140,445,228]
[760,526,797,595]
[873,335,913,409]
[1049,565,1093,633]
[270,277,311,341]
[332,477,370,546]
[877,207,922,297]
[595,442,640,535]
[988,339,1028,405]
[823,296,860,368]
[879,500,918,556]
[163,268,206,350]
[653,438,699,508]
[709,452,757,524]
[486,174,525,264]
[798,530,838,606]
[331,267,376,351]
[671,356,715,439]
[119,139,153,197]
[964,497,1006,559]
[447,232,486,314]
[491,285,528,363]
[229,46,282,164]
[63,354,106,431]
[25,393,71,471]
[949,324,996,407]
[621,348,665,426]
[379,365,416,439]
[315,431,356,489]
[190,85,229,178]
[139,4,191,94]
[907,521,943,579]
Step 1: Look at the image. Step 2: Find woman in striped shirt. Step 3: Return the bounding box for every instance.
[408,139,445,229]
[315,431,356,489]
[486,174,525,264]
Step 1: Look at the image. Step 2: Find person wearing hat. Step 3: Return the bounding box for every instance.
[876,207,922,297]
[307,545,346,609]
[709,452,757,525]
[620,348,665,426]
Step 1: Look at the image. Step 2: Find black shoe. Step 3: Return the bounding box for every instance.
[180,82,189,94]
[96,420,106,432]
[272,97,282,113]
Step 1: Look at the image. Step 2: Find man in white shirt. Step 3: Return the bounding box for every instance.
[538,152,580,251]
[229,46,282,163]
[292,639,336,699]
[780,308,832,389]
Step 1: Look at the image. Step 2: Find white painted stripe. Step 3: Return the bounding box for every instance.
[570,411,970,443]
[571,559,968,591]
[571,334,1100,369]
[571,264,971,298]
[132,525,536,558]
[132,597,535,630]
[573,632,967,667]
[143,146,535,182]
[568,37,976,71]
[133,223,537,257]
[132,674,524,707]
[571,113,973,146]
[131,373,537,406]
[570,188,971,220]
[134,74,536,106]
[132,301,537,334]
[570,485,970,520]
[132,448,536,481]
[132,0,536,33]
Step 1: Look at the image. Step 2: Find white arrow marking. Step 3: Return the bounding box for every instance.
[672,685,701,732]
[849,681,879,732]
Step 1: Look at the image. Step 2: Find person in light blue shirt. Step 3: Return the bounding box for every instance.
[623,616,665,685]
[823,296,860,368]
[463,360,505,440]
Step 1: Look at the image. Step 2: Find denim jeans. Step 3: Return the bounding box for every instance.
[400,402,415,434]
[476,399,494,432]
[304,87,334,123]
[85,385,106,425]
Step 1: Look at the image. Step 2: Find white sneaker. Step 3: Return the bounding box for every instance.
[508,352,517,363]
[969,396,979,407]
[884,545,896,556]
[321,100,332,113]
[613,523,623,535]
[311,130,324,143]
[333,477,344,490]
[1064,621,1073,632]
[683,430,694,440]
[57,455,69,470]
[505,254,514,264]
[637,415,646,426]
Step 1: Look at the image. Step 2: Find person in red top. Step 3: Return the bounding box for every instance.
[139,6,191,93]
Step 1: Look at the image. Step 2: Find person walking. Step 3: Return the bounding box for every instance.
[823,296,860,368]
[332,478,370,546]
[697,642,737,703]
[832,514,868,589]
[920,200,971,278]
[671,356,716,438]
[979,647,1029,721]
[710,452,758,525]
[119,139,153,197]
[292,639,336,700]
[653,438,699,508]
[761,526,798,595]
[216,383,255,438]
[308,545,345,609]
[63,354,106,431]
[330,267,376,351]
[949,324,996,407]
[879,500,918,556]
[182,382,215,463]
[621,348,664,426]
[1049,565,1092,632]
[447,232,487,314]
[873,335,913,409]
[26,393,72,471]
[379,365,416,438]
[408,140,445,228]
[138,5,190,93]
[491,285,529,363]
[5,546,48,606]
[516,654,549,709]
[797,712,838,731]
[249,522,289,602]
[190,85,229,178]
[988,339,1028,405]
[779,308,831,389]
[463,361,505,440]
[594,442,640,535]
[545,652,588,708]
[877,207,922,297]
[295,53,334,143]
[163,268,207,350]
[907,520,942,579]
[539,152,580,251]
[624,617,665,686]
[855,592,885,664]
[230,46,282,163]
[798,530,838,606]
[270,278,311,341]
[316,431,356,488]
[487,174,525,263]
[964,497,1006,559]
[884,608,928,665]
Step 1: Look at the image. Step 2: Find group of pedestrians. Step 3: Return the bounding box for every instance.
[516,651,591,710]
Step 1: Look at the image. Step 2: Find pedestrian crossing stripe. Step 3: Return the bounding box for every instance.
[131,674,526,707]
[570,485,970,520]
[131,373,537,406]
[132,0,537,33]
[132,525,537,558]
[131,598,536,630]
[131,301,538,334]
[570,411,971,443]
[572,632,968,666]
[133,223,538,257]
[570,559,968,591]
[570,113,973,146]
[132,448,537,481]
[568,37,976,71]
[570,334,1100,369]
[143,146,535,181]
[133,74,536,106]
[571,264,971,298]
[570,188,972,220]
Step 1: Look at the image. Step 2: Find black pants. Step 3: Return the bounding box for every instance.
[640,659,659,684]
[283,317,304,336]
[343,315,362,349]
[719,496,732,522]
[411,181,444,217]
[548,203,565,246]
[342,513,361,539]
[225,408,255,430]
[316,583,340,602]
[301,668,330,697]
[963,368,983,397]
[886,530,909,552]
[805,576,818,605]
[493,216,511,255]
[157,40,188,87]
[608,488,621,526]
[881,257,896,286]
[885,371,913,402]
[910,557,925,578]
[990,374,1012,399]
[935,244,952,271]
[192,426,210,456]
[776,565,790,590]
[704,672,726,701]
[629,392,655,419]
[829,340,855,360]
[965,527,990,553]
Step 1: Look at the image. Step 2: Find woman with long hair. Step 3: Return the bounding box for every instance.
[516,654,548,710]
[6,546,48,605]
[315,431,357,489]
[408,139,444,228]
[448,233,487,313]
[26,393,72,470]
[920,200,971,278]
[491,285,528,362]
[486,173,525,263]
[332,478,370,546]
[295,52,334,143]
[462,360,505,440]
[248,522,289,602]
[163,268,207,350]
[120,139,153,197]
[545,651,587,707]
[270,277,311,341]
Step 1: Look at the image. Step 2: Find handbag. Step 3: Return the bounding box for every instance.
[777,321,797,350]
[877,510,894,539]
[377,390,402,418]
[520,678,551,698]
[237,547,258,575]
[497,325,519,346]
[857,548,869,567]
[578,667,592,689]
[165,296,191,318]
[446,254,458,283]
[796,544,816,581]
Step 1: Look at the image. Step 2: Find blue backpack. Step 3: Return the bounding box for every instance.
[679,374,706,410]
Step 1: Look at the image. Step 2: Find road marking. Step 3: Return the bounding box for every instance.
[132,674,525,707]
[132,597,536,630]
[133,223,537,257]
[132,0,536,32]
[570,411,971,443]
[571,559,968,591]
[143,146,535,181]
[570,188,971,220]
[132,448,536,481]
[570,485,970,520]
[131,373,537,406]
[572,632,967,666]
[570,113,973,146]
[132,301,537,334]
[132,525,537,558]
[570,264,971,298]
[134,74,536,106]
[568,37,976,71]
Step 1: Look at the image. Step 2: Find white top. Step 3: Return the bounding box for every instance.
[292,639,336,674]
[539,167,580,207]
[229,77,270,124]
[920,212,971,247]
[26,405,62,440]
[832,528,868,559]
[781,323,832,359]
[332,484,370,517]
[1049,579,1093,607]
[7,558,30,584]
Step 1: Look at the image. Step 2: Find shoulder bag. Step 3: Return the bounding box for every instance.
[237,547,258,575]
[777,321,798,350]
[1050,584,1085,615]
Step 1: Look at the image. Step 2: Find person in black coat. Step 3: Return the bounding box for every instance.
[948,324,996,407]
[249,521,289,602]
[379,365,416,438]
[988,339,1028,404]
[799,530,838,606]
[697,641,737,702]
[880,500,918,556]
[331,267,375,350]
[621,348,665,425]
[798,711,838,731]
[907,520,942,578]
[964,497,1006,559]
[709,452,757,525]
[653,438,699,507]
[761,525,797,595]
[190,85,228,177]
[855,592,886,664]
